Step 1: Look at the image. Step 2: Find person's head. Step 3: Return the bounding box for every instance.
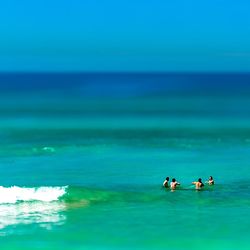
[172,178,176,182]
[209,176,213,180]
[166,177,169,181]
[198,178,202,183]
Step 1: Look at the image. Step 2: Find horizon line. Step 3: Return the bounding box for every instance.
[0,71,250,75]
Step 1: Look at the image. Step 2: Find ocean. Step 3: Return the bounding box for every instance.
[0,73,250,249]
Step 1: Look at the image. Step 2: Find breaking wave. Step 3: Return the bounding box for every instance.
[0,186,67,204]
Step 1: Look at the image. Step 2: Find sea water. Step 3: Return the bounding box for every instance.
[0,73,250,249]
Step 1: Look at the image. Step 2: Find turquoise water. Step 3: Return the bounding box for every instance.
[0,73,250,249]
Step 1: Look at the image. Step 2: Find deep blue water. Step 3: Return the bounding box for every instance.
[0,72,250,94]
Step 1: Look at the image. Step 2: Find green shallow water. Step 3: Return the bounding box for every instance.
[1,130,250,250]
[1,134,250,250]
[1,185,250,250]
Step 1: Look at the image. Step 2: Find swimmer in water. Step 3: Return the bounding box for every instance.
[192,178,204,190]
[206,176,214,185]
[163,177,170,188]
[170,178,180,190]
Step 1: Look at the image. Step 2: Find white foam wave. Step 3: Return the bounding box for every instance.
[0,202,67,231]
[0,186,67,204]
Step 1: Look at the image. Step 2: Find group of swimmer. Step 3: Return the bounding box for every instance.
[162,176,214,190]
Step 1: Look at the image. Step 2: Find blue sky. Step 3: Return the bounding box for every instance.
[0,0,249,72]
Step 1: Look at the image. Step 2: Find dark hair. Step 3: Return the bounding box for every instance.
[209,176,213,180]
[172,178,176,182]
[166,177,169,181]
[198,178,202,183]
